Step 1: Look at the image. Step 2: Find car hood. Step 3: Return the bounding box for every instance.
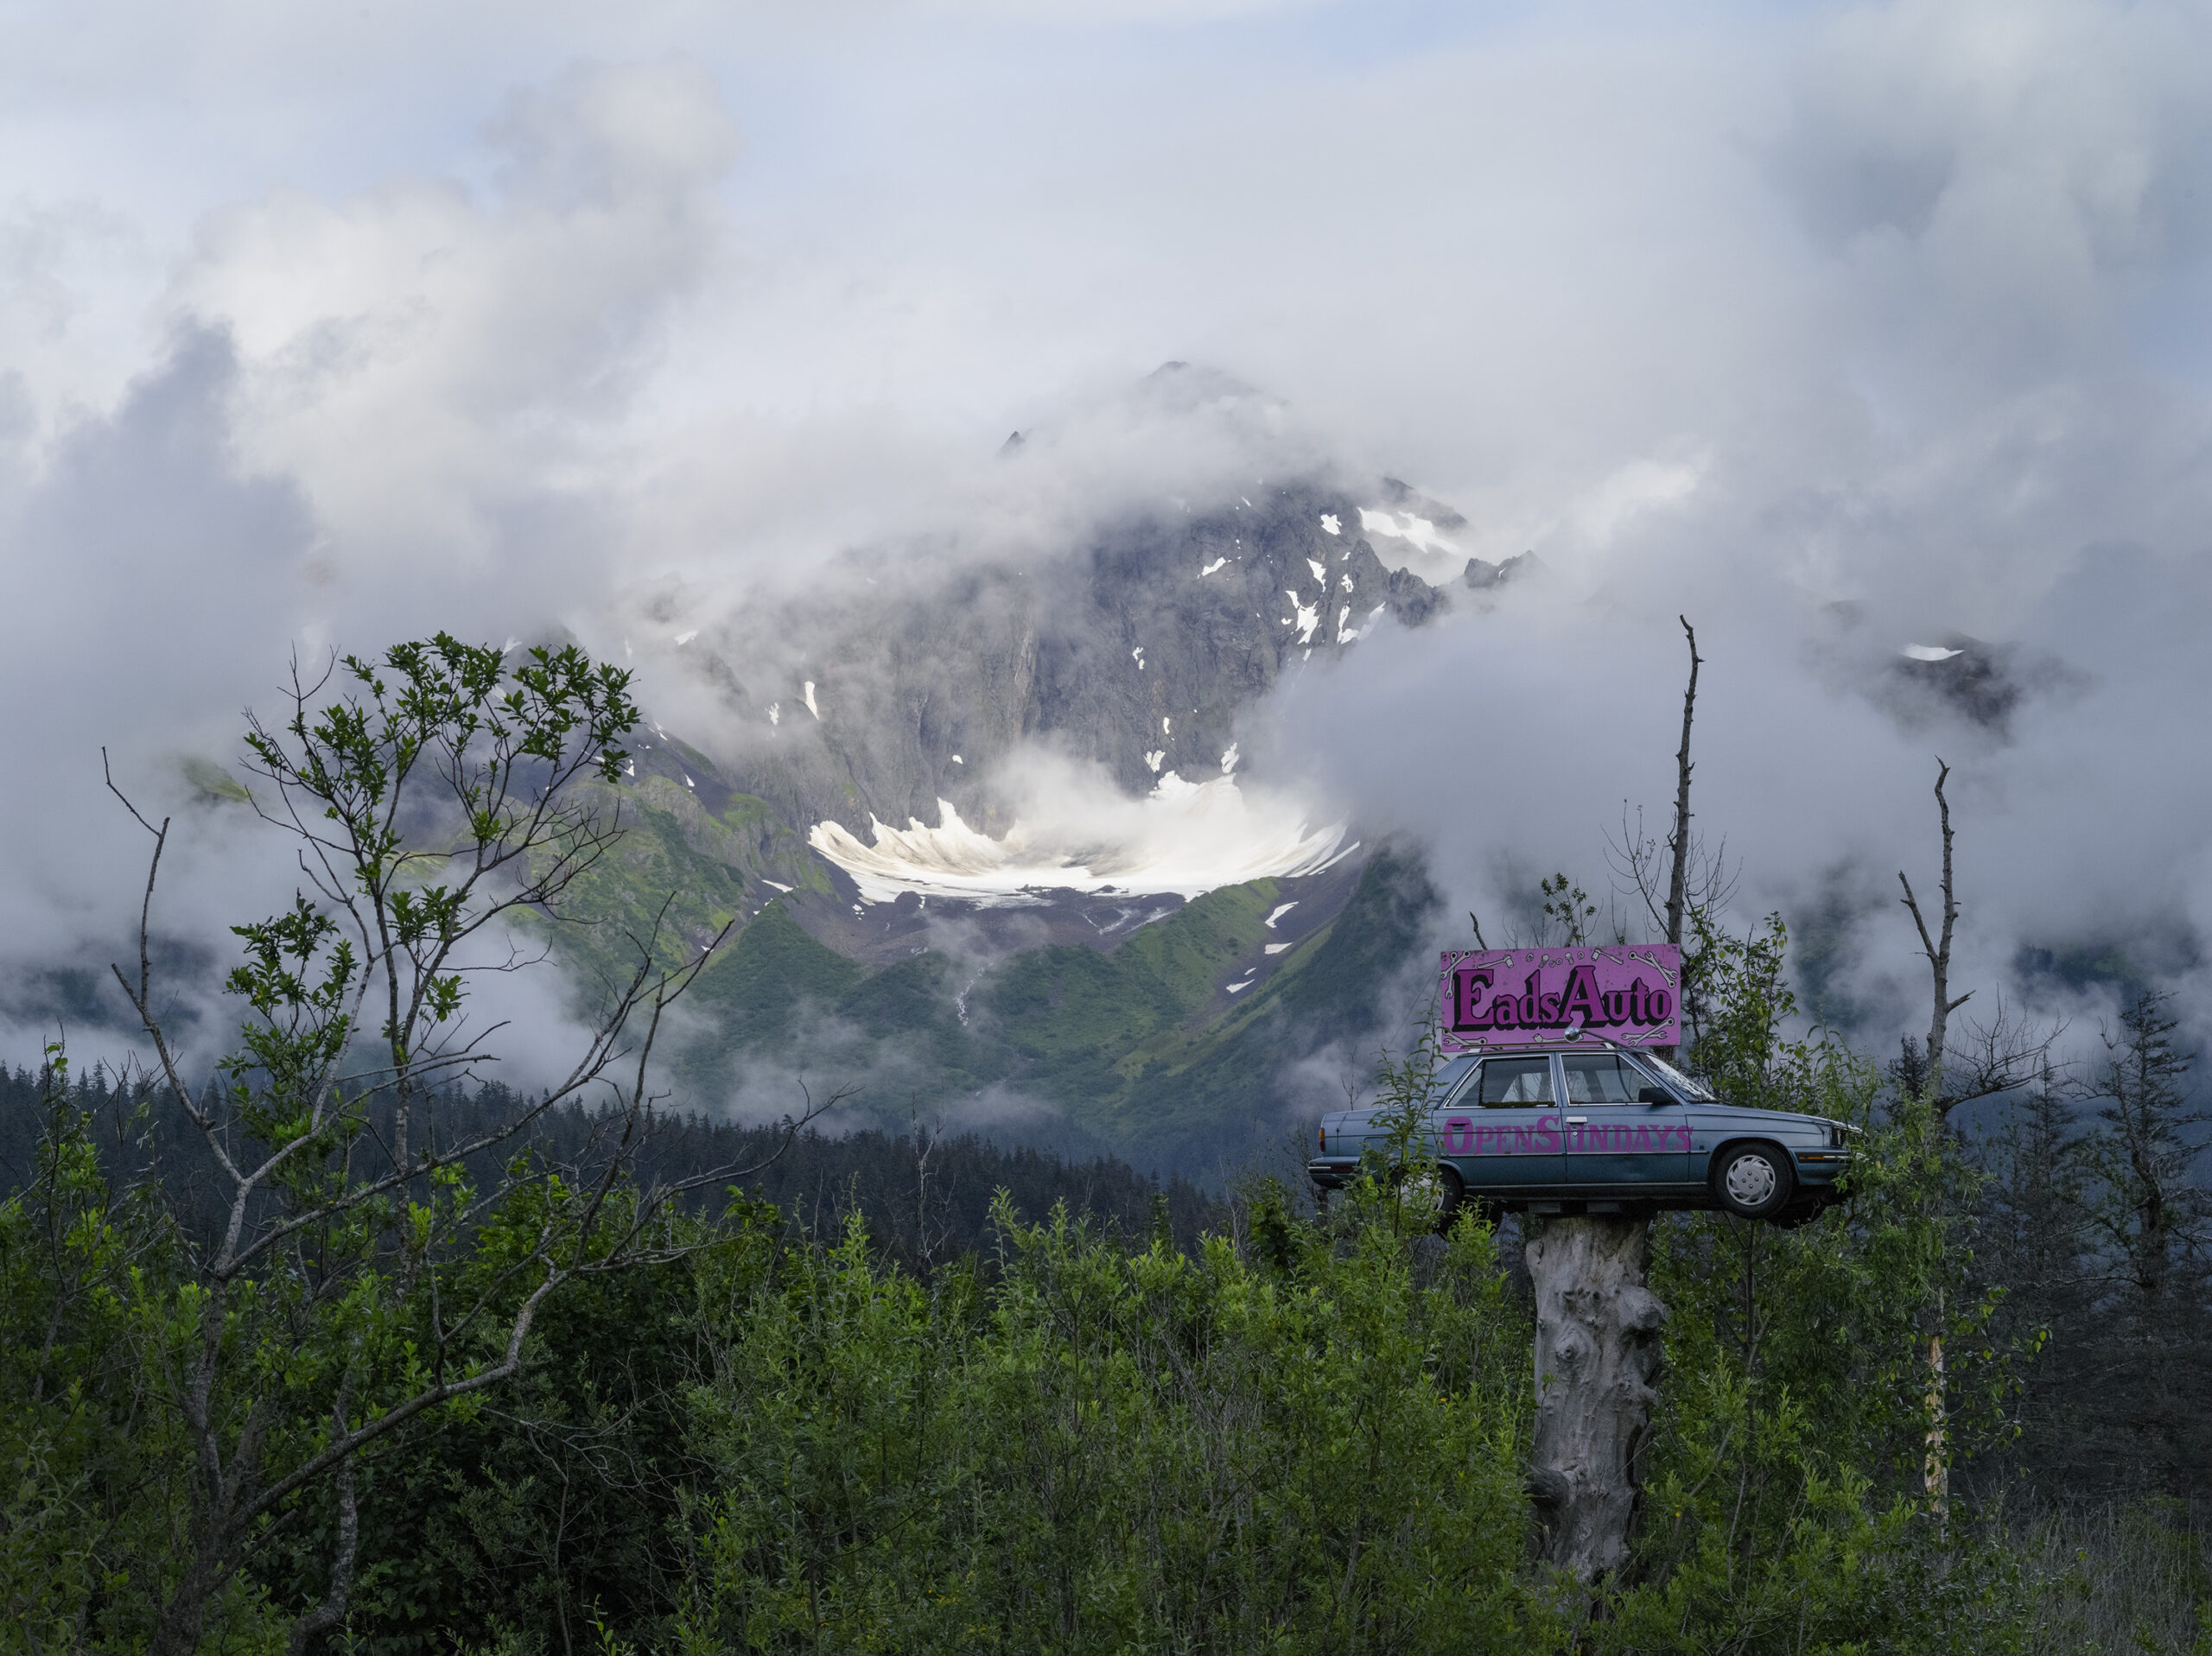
[1686,1104,1834,1137]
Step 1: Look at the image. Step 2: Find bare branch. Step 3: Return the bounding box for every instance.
[1944,991,2067,1112]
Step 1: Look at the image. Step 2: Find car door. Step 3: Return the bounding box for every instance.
[1434,1054,1565,1191]
[1559,1051,1690,1188]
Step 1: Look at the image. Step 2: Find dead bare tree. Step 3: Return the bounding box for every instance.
[1523,615,1706,1589]
[1897,761,1969,1106]
[1893,758,2063,1516]
[102,637,848,1656]
[1664,615,1702,955]
[908,1104,956,1285]
[1894,759,1966,1514]
[1897,771,2060,1120]
[1902,974,2069,1515]
[1607,619,1733,1059]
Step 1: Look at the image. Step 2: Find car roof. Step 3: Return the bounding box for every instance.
[1450,1044,1653,1058]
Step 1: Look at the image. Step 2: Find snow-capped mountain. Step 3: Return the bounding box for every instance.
[567,425,1468,1161]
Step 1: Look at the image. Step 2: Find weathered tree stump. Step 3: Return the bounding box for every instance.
[1524,1214,1667,1584]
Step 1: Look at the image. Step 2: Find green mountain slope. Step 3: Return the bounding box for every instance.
[509,705,1436,1171]
[534,777,835,996]
[662,848,1436,1171]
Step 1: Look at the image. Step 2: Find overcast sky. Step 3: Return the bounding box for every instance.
[3,0,2210,1080]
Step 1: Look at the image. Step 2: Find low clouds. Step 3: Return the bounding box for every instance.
[176,59,736,578]
[1773,0,2212,343]
[0,60,742,1061]
[0,330,313,988]
[0,0,2209,1081]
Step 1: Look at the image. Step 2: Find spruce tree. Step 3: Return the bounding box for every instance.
[2078,993,2211,1494]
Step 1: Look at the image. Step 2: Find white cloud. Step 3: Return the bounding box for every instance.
[169,60,735,572]
[2,0,2211,1068]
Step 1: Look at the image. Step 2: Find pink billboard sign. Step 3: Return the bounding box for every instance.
[1438,945,1682,1054]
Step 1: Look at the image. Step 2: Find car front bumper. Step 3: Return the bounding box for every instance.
[1789,1148,1853,1187]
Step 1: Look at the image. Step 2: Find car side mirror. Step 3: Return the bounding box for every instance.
[1637,1086,1673,1105]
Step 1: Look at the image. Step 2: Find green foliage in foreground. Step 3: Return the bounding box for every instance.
[680,1194,1537,1653]
[6,910,2207,1653]
[3,1058,2126,1656]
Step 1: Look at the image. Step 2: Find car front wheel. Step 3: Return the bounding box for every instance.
[1712,1142,1794,1221]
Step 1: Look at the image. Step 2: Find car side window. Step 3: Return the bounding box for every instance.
[1562,1054,1641,1104]
[1478,1057,1554,1106]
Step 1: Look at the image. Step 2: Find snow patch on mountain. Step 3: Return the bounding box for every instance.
[808,773,1349,905]
[1357,507,1458,556]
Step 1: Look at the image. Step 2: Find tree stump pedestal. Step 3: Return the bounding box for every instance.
[1524,1214,1668,1584]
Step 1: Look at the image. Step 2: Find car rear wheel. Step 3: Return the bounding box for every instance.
[1433,1164,1465,1231]
[1712,1142,1794,1221]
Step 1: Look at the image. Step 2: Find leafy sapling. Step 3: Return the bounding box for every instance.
[1354,1027,1452,1234]
[101,634,847,1656]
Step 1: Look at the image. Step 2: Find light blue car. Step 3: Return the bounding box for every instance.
[1306,1044,1854,1227]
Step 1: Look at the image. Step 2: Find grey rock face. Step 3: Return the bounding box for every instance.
[1464,551,1540,591]
[690,477,1446,841]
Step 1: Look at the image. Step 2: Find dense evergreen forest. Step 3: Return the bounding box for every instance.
[6,983,2211,1653]
[7,634,2212,1653]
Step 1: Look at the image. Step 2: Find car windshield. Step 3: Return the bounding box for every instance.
[1563,1053,1642,1103]
[1636,1052,1717,1101]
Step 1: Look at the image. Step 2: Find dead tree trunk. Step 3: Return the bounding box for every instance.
[1898,758,1967,1517]
[1518,618,1700,1586]
[1898,758,1968,1105]
[1654,616,1700,1065]
[1525,1215,1668,1583]
[1662,615,1701,959]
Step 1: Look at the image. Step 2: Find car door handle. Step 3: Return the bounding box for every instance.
[1565,1116,1586,1124]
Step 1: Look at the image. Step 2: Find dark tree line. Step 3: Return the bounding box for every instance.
[1967,992,2212,1504]
[0,1062,1224,1287]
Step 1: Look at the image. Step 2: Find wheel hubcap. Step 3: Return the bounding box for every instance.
[1725,1154,1777,1208]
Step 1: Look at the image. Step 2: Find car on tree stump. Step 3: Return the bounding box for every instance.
[1306,1044,1854,1228]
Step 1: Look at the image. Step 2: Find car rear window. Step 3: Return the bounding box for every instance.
[1478,1057,1554,1105]
[1429,1055,1478,1103]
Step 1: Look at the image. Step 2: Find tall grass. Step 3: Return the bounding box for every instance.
[2012,1499,2212,1654]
